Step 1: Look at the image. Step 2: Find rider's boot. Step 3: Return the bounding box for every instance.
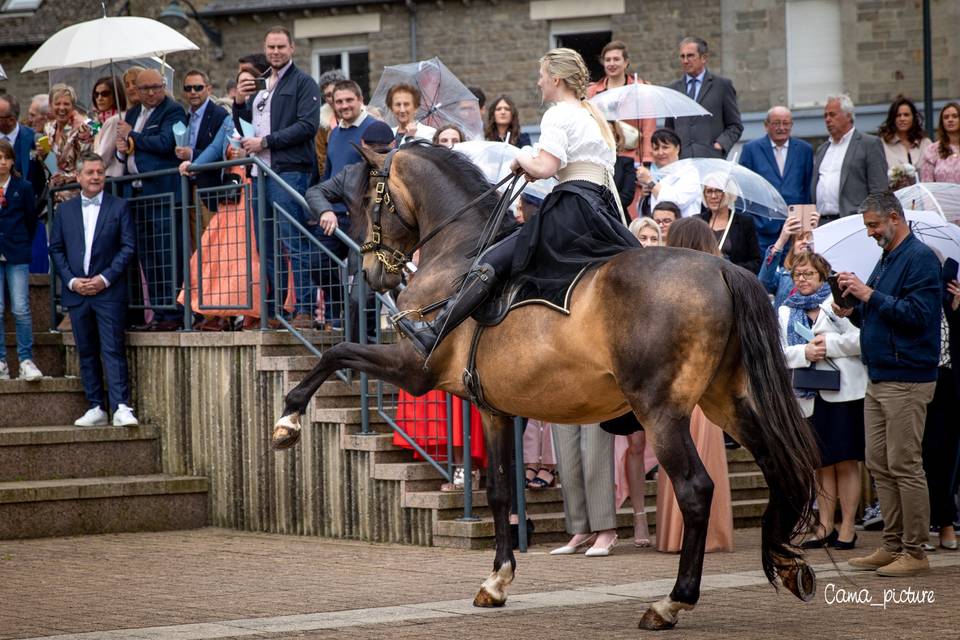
[396,262,498,358]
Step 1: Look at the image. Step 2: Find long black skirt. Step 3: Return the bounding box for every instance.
[511,180,640,308]
[810,396,865,468]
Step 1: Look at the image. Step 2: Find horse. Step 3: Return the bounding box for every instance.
[271,143,820,630]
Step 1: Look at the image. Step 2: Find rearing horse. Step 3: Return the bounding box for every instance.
[272,144,820,630]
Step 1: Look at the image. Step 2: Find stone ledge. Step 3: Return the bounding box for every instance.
[373,461,445,481]
[0,425,159,446]
[0,376,83,394]
[58,329,342,348]
[0,474,208,504]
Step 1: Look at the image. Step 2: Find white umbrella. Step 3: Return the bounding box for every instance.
[894,182,960,224]
[589,82,711,120]
[659,158,789,218]
[453,140,558,203]
[813,210,960,280]
[21,17,198,73]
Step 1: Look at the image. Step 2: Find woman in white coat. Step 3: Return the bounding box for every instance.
[778,252,867,551]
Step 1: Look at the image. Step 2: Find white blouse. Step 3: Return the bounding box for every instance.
[534,102,614,173]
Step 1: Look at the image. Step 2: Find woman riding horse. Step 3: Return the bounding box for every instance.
[271,49,820,631]
[401,48,639,357]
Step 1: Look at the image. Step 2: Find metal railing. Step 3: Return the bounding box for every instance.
[46,156,528,549]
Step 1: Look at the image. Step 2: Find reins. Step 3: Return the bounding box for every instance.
[360,143,524,275]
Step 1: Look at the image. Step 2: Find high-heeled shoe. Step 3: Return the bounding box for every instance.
[799,528,838,549]
[550,533,597,555]
[633,512,651,548]
[833,533,857,550]
[585,533,618,557]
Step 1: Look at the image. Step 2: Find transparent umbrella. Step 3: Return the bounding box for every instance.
[369,57,483,141]
[895,182,960,224]
[589,82,711,120]
[813,210,960,280]
[659,158,789,218]
[453,140,558,203]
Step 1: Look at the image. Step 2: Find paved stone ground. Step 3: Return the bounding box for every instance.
[0,527,956,639]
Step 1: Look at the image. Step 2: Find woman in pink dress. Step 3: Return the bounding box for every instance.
[920,103,960,184]
[655,217,734,554]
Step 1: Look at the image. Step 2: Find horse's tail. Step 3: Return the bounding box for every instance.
[721,264,819,586]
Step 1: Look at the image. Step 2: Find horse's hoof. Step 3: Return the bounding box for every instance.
[639,607,676,631]
[272,414,302,450]
[780,561,816,602]
[473,587,506,608]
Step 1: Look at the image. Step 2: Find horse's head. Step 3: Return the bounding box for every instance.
[351,145,422,292]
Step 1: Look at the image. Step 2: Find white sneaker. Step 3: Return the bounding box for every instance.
[0,360,9,380]
[18,359,43,381]
[75,406,109,427]
[113,404,139,427]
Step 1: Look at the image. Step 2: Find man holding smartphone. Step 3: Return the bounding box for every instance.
[233,26,320,325]
[832,192,941,578]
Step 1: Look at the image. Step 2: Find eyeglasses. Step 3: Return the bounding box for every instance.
[792,270,819,281]
[183,84,206,93]
[256,97,268,112]
[93,90,113,98]
[653,218,674,226]
[136,84,165,93]
[767,120,792,128]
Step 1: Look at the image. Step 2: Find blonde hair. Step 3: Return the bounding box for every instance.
[48,83,77,106]
[628,216,662,244]
[540,48,616,151]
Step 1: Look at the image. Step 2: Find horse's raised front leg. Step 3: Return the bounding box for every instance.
[640,413,709,631]
[272,341,433,450]
[473,413,516,607]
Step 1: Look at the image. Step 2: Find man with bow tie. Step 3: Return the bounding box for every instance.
[49,152,139,428]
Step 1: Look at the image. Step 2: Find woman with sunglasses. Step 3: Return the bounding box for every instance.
[90,76,127,177]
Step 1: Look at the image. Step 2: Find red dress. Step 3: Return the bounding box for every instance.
[392,391,487,467]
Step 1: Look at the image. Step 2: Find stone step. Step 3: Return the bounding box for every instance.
[0,473,209,539]
[432,499,768,550]
[2,274,53,334]
[0,425,161,481]
[0,377,90,428]
[726,447,760,473]
[2,332,65,378]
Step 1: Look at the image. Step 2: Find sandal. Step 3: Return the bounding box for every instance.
[633,512,651,548]
[524,467,538,488]
[528,467,555,490]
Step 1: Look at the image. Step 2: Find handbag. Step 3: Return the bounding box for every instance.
[792,358,841,392]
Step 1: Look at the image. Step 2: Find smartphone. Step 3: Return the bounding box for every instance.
[788,204,817,232]
[254,77,267,92]
[828,273,856,309]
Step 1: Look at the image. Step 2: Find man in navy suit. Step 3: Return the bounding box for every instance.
[665,37,743,159]
[0,94,48,273]
[49,152,139,427]
[174,69,228,245]
[739,105,815,252]
[117,69,188,330]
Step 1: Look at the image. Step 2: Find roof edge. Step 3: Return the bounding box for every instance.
[199,0,403,18]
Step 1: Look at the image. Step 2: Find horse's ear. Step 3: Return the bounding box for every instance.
[353,142,386,170]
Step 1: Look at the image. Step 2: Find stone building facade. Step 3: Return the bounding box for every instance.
[0,0,957,137]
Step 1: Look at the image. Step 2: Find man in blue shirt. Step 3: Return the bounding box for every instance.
[834,191,941,578]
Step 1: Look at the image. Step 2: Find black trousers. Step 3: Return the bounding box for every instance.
[922,366,960,527]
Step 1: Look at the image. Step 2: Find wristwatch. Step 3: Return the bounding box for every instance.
[261,136,269,149]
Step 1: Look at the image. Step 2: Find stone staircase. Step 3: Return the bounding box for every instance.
[0,278,208,540]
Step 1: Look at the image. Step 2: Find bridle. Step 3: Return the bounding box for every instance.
[360,143,523,275]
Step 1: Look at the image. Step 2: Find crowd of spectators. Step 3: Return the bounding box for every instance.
[0,28,958,571]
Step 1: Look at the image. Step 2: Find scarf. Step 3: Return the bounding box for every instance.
[784,282,831,398]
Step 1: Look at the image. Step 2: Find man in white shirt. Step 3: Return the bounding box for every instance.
[812,94,888,219]
[48,153,139,427]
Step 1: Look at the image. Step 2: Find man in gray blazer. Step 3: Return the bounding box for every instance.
[665,37,743,159]
[812,94,889,219]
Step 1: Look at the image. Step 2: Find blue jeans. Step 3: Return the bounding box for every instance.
[0,262,33,361]
[254,171,313,317]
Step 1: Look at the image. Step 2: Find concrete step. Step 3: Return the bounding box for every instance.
[432,499,768,550]
[0,474,209,539]
[3,332,65,378]
[2,274,53,334]
[0,377,90,428]
[0,425,161,481]
[726,447,760,473]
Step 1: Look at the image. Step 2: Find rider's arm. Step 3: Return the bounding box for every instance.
[515,148,561,181]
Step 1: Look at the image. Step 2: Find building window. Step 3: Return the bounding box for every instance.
[1,0,41,11]
[313,49,370,102]
[786,0,842,108]
[549,17,613,83]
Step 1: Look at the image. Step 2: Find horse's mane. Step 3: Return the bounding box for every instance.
[346,142,509,246]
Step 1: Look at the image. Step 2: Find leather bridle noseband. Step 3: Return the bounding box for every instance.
[359,143,523,276]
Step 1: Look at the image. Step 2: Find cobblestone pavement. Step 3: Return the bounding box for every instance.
[1,527,955,639]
